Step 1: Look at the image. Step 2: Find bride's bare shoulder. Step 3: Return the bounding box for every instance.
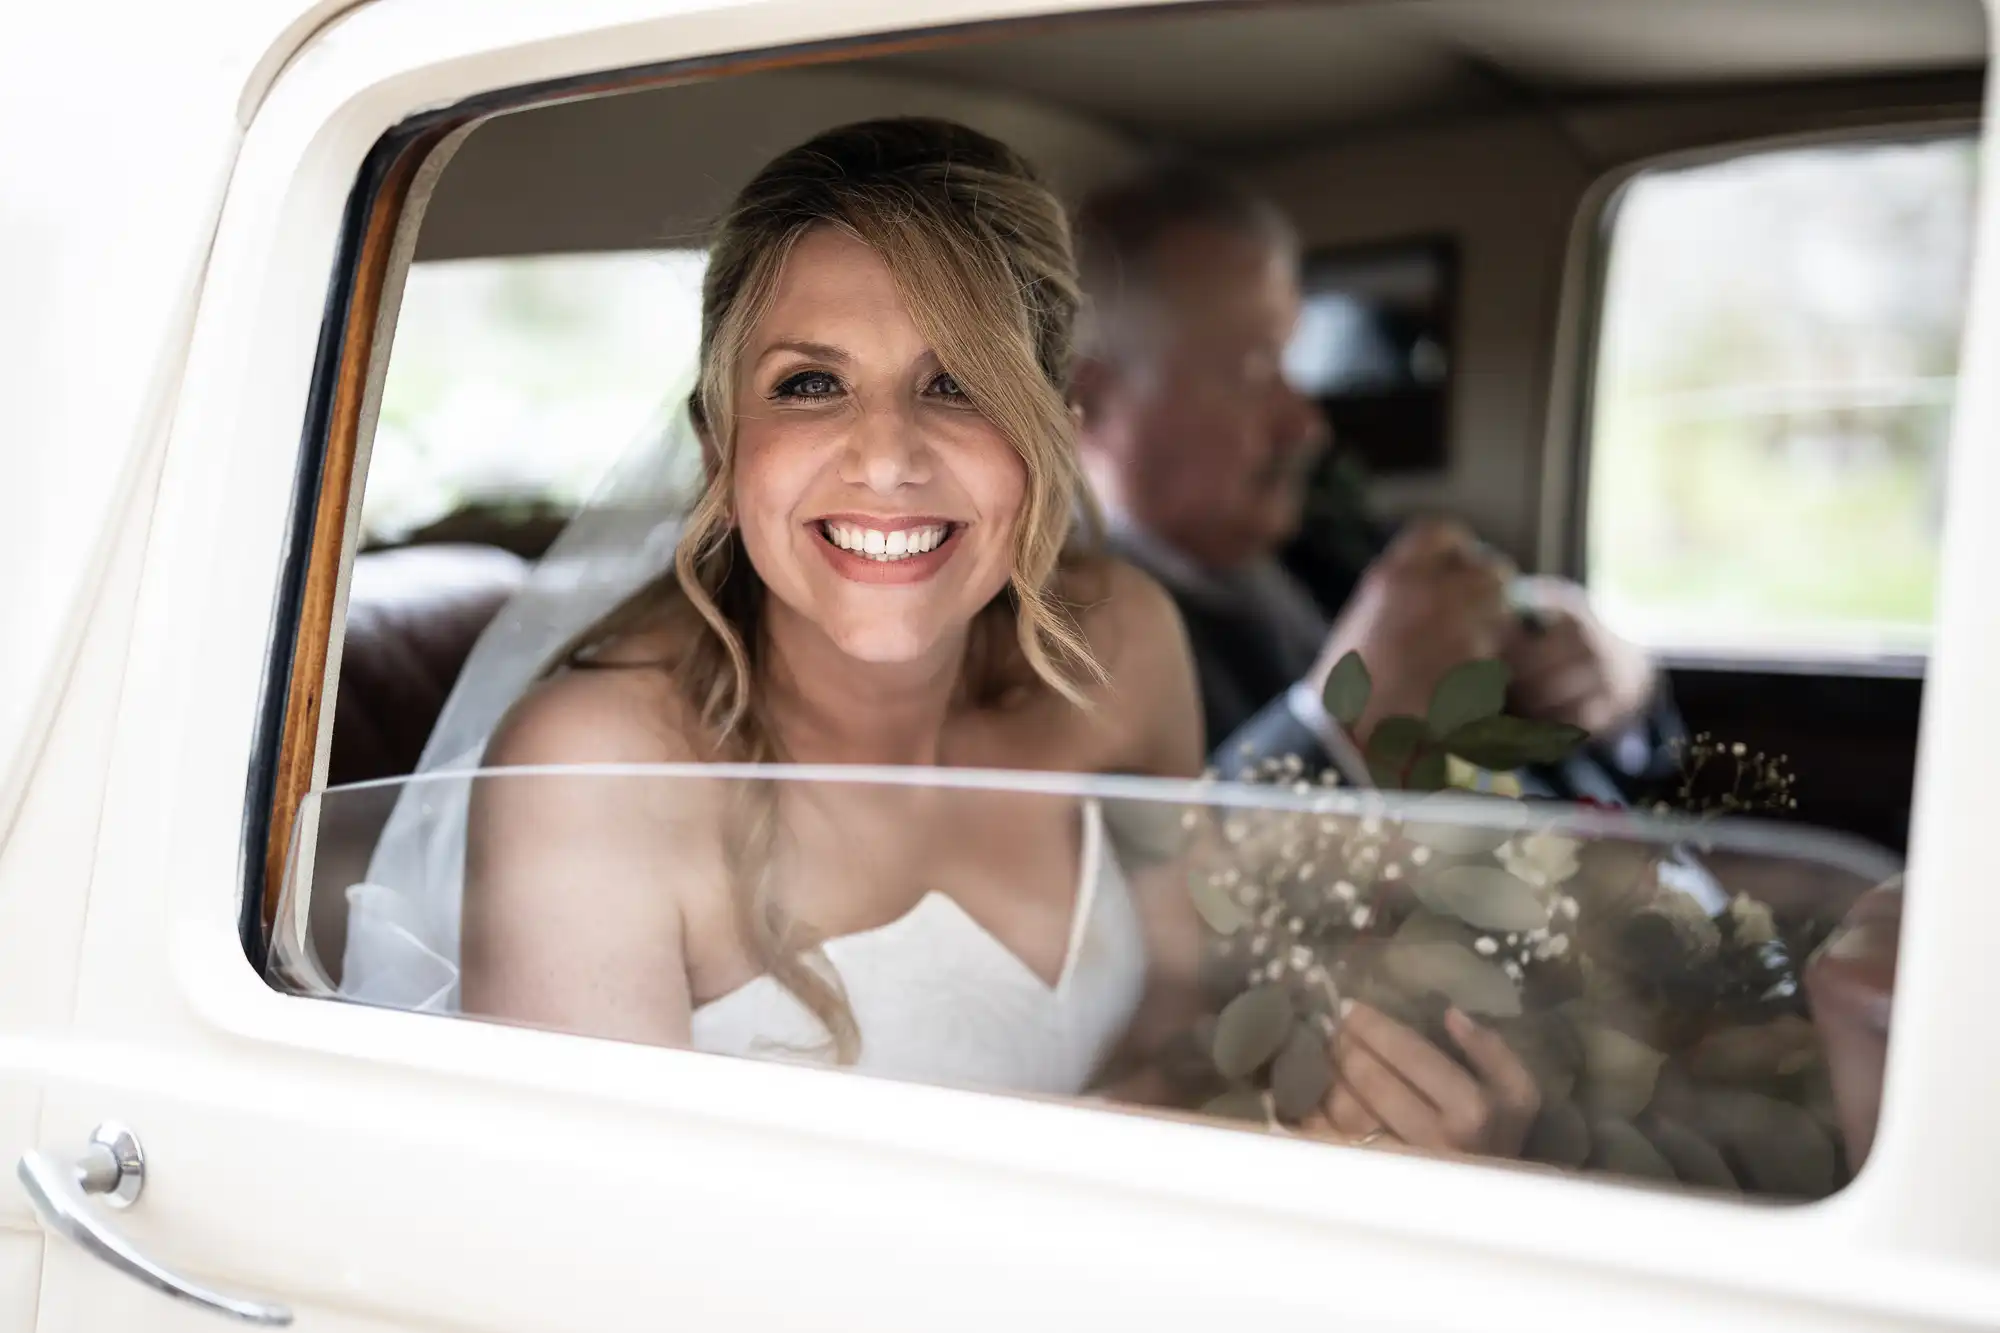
[1061,554,1182,649]
[1056,555,1204,777]
[483,627,707,770]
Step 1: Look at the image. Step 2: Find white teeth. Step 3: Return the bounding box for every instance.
[821,522,949,561]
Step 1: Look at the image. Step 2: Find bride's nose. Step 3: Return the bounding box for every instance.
[843,402,933,494]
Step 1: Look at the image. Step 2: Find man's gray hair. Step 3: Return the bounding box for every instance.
[1072,159,1298,358]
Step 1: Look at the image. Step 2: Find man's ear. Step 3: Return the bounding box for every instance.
[1069,355,1117,430]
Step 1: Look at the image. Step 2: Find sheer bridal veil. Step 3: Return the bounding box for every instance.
[337,373,706,1012]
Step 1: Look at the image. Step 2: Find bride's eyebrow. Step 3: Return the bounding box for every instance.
[757,339,850,366]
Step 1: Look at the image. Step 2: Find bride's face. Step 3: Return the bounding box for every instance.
[730,227,1029,666]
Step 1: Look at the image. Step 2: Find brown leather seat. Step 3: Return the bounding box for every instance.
[328,543,529,788]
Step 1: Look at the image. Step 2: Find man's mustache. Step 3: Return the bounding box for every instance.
[1251,433,1329,490]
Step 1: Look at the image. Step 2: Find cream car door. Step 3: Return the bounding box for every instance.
[13,0,2000,1329]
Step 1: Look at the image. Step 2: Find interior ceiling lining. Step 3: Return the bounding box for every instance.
[857,0,1986,148]
[410,0,1987,259]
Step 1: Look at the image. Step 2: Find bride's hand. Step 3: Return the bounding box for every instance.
[1309,1003,1541,1158]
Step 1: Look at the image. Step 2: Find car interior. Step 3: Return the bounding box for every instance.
[304,0,1980,992]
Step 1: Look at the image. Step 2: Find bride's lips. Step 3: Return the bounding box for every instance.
[808,514,964,585]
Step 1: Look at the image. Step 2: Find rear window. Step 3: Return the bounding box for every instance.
[362,250,708,551]
[1583,134,1976,669]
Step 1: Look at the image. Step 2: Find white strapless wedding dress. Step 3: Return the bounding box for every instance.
[344,788,1146,1097]
[691,798,1146,1094]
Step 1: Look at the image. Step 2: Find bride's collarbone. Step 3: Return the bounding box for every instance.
[689,797,1087,986]
[942,695,1122,773]
[788,794,1080,912]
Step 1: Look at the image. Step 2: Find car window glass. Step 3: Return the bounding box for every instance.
[274,766,1896,1202]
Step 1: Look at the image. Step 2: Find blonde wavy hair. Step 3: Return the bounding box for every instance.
[556,118,1104,1059]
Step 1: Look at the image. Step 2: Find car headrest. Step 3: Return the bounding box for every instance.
[327,543,529,788]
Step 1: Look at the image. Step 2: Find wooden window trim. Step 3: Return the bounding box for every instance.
[252,121,453,963]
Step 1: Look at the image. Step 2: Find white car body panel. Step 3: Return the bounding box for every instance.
[2,0,2000,1327]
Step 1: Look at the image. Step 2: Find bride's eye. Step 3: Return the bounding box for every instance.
[772,369,842,400]
[927,371,969,401]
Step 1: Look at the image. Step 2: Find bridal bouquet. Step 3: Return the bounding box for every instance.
[1156,655,1846,1198]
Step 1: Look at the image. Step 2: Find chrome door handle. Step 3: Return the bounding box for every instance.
[18,1122,293,1326]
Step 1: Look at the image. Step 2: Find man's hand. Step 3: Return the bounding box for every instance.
[1502,576,1657,739]
[1307,1003,1541,1158]
[1307,519,1513,740]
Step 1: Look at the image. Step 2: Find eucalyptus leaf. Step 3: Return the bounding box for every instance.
[1271,1022,1333,1122]
[1188,872,1250,936]
[1323,650,1372,728]
[1392,909,1479,949]
[1427,659,1510,738]
[1377,939,1523,1017]
[1200,1086,1270,1125]
[1490,1011,1584,1102]
[1212,984,1294,1079]
[1691,1089,1838,1199]
[1641,1114,1740,1192]
[1575,1023,1667,1119]
[1348,973,1429,1030]
[1522,1099,1592,1167]
[1589,1115,1677,1181]
[1365,715,1432,789]
[1440,714,1590,770]
[1414,864,1550,933]
[1406,747,1448,792]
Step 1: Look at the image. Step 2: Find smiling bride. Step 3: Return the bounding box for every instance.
[341,117,1539,1157]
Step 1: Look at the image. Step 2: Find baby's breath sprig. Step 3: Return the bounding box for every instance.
[1655,732,1799,819]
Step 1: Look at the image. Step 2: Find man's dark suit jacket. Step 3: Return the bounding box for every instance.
[1105,477,1682,803]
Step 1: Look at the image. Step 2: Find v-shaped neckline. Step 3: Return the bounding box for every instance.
[694,800,1106,1012]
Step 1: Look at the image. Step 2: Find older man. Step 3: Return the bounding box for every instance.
[1071,162,1672,796]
